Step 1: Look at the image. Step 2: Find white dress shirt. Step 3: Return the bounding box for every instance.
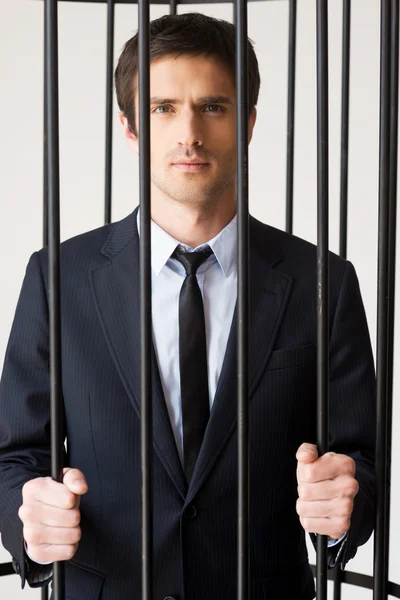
[26,210,343,565]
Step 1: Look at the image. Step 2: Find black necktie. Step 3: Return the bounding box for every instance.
[172,245,213,484]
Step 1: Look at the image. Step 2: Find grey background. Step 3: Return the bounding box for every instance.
[0,0,398,597]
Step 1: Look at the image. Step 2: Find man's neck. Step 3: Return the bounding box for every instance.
[150,197,236,248]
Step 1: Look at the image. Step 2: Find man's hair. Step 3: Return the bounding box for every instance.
[115,12,261,137]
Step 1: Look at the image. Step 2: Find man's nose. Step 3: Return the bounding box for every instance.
[177,110,203,147]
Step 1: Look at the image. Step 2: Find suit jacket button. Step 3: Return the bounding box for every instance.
[184,505,197,520]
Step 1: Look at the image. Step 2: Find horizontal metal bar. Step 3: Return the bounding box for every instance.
[309,565,400,599]
[2,561,400,598]
[34,0,285,4]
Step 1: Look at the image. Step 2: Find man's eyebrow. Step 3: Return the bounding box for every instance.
[150,96,234,105]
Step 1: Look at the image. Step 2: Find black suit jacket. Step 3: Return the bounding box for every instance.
[0,208,376,600]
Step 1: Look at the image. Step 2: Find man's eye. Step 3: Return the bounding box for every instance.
[153,106,171,114]
[205,105,224,113]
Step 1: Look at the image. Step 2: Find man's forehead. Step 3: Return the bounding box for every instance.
[135,53,233,82]
[133,55,235,101]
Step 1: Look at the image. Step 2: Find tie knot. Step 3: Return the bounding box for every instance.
[173,245,213,275]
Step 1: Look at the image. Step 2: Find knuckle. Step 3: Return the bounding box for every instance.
[300,484,312,501]
[342,497,353,515]
[336,517,350,536]
[73,526,82,543]
[303,465,314,482]
[343,476,358,497]
[24,526,41,545]
[350,478,359,496]
[71,509,81,527]
[344,456,355,474]
[65,545,76,560]
[18,504,26,521]
[62,491,76,509]
[296,499,303,515]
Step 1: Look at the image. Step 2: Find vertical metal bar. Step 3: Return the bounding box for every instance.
[138,0,152,598]
[338,0,350,261]
[170,0,177,16]
[42,7,50,599]
[104,0,115,225]
[45,0,65,599]
[333,3,351,598]
[285,0,297,235]
[43,1,49,251]
[316,0,329,599]
[235,0,250,598]
[374,0,391,598]
[384,0,398,589]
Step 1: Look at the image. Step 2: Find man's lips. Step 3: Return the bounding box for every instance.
[173,161,210,171]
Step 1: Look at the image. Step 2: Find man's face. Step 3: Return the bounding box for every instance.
[121,53,257,209]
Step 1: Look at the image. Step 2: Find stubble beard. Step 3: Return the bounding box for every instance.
[151,159,237,208]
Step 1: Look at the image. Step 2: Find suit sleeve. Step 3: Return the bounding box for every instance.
[0,251,66,588]
[309,259,376,570]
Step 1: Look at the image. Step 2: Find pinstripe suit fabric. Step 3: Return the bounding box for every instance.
[0,207,376,599]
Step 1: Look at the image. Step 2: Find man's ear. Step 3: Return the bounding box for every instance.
[248,107,257,144]
[119,112,139,153]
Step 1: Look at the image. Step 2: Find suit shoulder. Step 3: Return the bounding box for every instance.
[251,215,348,274]
[35,211,136,272]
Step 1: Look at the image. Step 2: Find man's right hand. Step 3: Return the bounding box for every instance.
[18,467,88,564]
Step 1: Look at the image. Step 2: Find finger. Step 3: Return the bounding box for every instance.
[297,475,358,501]
[63,468,89,495]
[296,497,354,519]
[26,542,79,564]
[297,453,355,483]
[21,503,81,528]
[296,443,318,464]
[27,478,78,510]
[23,523,82,547]
[299,516,350,539]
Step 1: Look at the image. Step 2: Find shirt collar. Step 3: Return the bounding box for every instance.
[136,209,237,277]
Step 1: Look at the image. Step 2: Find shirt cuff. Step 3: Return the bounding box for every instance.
[327,532,348,547]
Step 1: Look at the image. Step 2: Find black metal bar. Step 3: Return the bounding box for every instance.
[316,0,329,598]
[37,0,288,3]
[138,0,152,598]
[374,0,391,598]
[104,0,115,225]
[339,0,350,260]
[309,565,400,597]
[333,3,351,597]
[42,10,50,599]
[42,6,50,599]
[383,0,398,591]
[170,0,177,14]
[235,0,250,598]
[285,0,296,234]
[43,3,49,250]
[45,0,65,599]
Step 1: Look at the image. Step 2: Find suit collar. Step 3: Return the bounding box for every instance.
[101,206,285,268]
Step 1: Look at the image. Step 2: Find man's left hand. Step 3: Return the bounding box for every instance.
[296,442,359,540]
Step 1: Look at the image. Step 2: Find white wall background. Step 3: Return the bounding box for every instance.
[0,0,399,598]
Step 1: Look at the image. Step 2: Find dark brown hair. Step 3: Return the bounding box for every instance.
[115,12,261,137]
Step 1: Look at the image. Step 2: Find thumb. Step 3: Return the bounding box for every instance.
[62,467,89,495]
[296,443,319,464]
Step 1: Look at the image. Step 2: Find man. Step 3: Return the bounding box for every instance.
[0,12,375,600]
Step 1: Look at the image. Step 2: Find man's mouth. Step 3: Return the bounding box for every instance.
[173,162,210,172]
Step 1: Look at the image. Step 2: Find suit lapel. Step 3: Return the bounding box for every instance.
[90,208,187,499]
[90,210,293,504]
[186,218,293,504]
